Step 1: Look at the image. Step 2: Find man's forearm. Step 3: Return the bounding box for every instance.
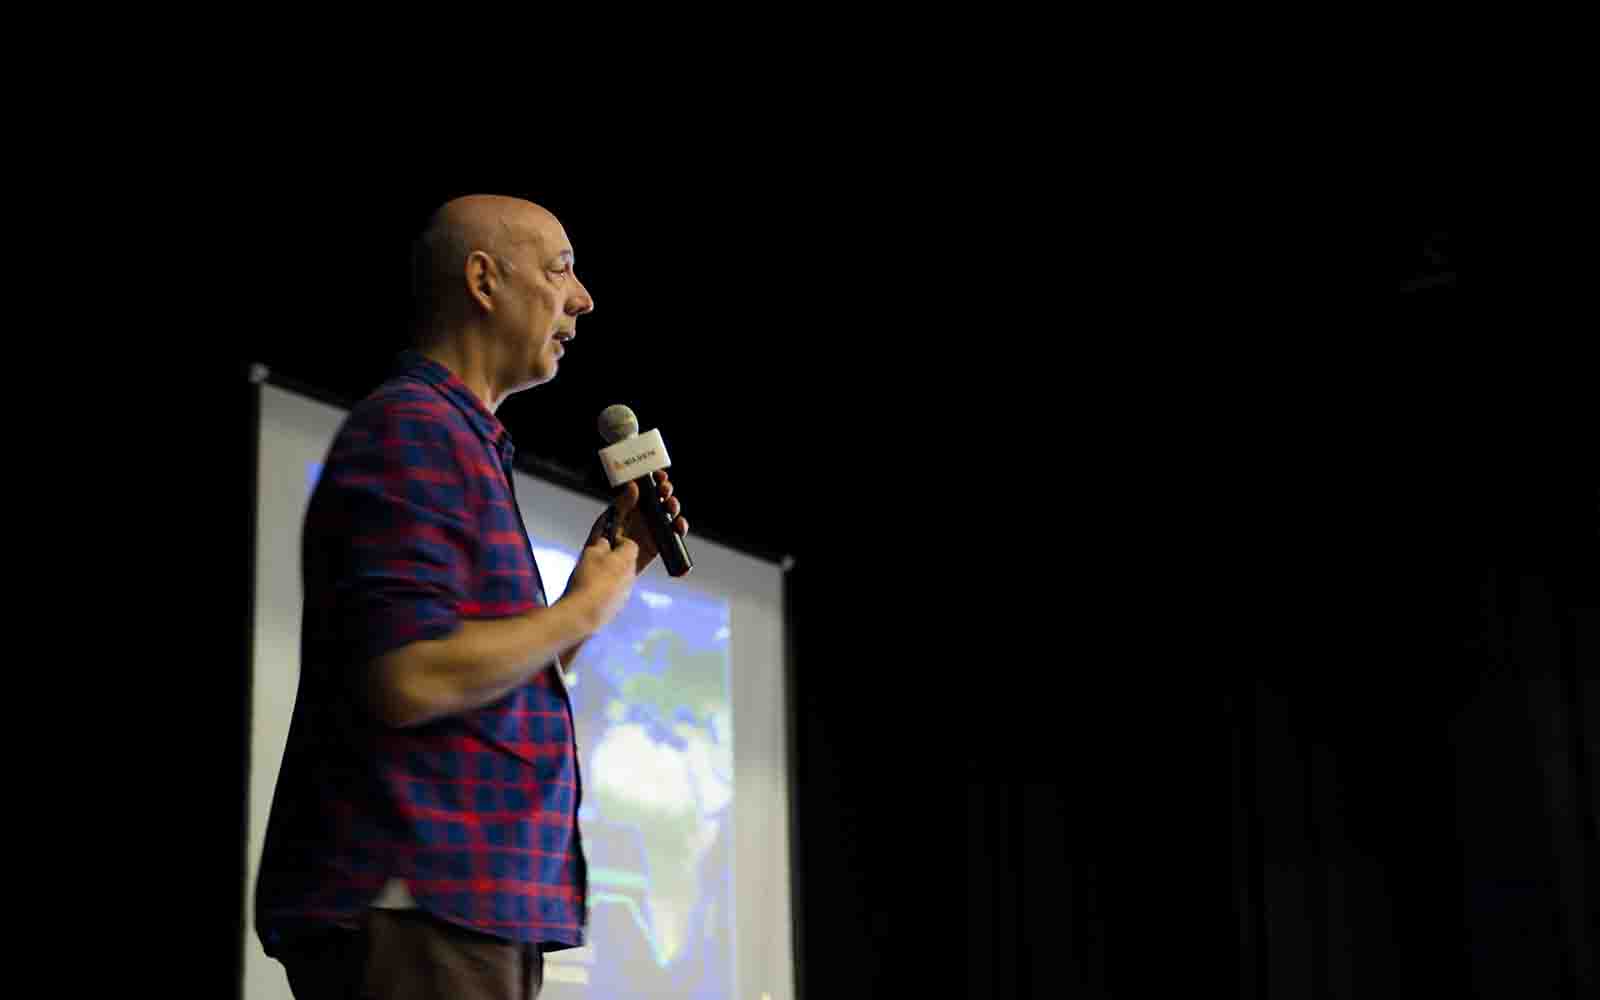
[371,595,602,727]
[556,576,606,672]
[559,636,589,672]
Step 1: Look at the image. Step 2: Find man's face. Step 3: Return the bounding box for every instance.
[493,214,595,390]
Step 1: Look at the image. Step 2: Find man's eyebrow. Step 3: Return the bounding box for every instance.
[554,250,575,266]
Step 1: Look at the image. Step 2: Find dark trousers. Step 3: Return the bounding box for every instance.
[278,909,545,1000]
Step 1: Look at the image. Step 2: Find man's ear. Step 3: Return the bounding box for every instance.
[465,250,498,311]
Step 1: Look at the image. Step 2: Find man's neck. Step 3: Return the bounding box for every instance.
[419,335,503,414]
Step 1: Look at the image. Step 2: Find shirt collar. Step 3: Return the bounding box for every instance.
[393,350,515,464]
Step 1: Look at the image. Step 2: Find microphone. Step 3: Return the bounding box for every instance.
[596,404,693,577]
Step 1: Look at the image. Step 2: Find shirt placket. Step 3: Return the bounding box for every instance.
[499,441,588,929]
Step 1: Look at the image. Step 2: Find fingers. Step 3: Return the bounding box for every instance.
[611,475,686,543]
[657,496,686,537]
[657,475,687,537]
[624,474,677,515]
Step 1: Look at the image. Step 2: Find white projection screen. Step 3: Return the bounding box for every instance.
[246,381,795,999]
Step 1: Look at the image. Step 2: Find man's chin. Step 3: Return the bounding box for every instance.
[508,367,556,394]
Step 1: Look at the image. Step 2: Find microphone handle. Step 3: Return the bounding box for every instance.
[634,475,693,577]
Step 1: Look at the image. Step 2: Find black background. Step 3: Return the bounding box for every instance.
[63,120,1595,997]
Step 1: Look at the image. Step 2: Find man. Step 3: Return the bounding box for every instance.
[255,195,688,998]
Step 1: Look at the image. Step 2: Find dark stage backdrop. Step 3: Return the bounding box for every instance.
[960,232,1596,999]
[120,161,1589,999]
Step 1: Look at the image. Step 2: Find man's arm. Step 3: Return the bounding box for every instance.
[319,396,638,728]
[371,581,619,727]
[558,637,589,672]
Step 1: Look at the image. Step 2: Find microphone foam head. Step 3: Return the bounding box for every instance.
[598,404,639,443]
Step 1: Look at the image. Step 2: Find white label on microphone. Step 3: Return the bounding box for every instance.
[598,428,671,487]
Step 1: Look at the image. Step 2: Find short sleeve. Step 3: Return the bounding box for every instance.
[309,395,475,666]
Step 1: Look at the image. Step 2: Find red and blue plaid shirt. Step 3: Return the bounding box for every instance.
[256,350,587,955]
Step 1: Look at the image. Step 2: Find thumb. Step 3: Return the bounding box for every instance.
[614,479,641,519]
[611,535,640,561]
[588,505,619,547]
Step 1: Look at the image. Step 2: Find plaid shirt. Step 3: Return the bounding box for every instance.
[256,351,587,955]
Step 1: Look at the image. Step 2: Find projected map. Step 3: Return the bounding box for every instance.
[533,545,734,997]
[306,461,737,996]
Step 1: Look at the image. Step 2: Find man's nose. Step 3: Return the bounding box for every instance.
[568,277,595,316]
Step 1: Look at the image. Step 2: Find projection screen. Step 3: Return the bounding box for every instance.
[245,379,794,999]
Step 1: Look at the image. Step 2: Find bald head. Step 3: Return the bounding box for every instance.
[405,194,594,403]
[410,195,563,333]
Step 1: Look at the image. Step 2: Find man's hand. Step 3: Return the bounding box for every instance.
[603,470,689,575]
[564,531,640,631]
